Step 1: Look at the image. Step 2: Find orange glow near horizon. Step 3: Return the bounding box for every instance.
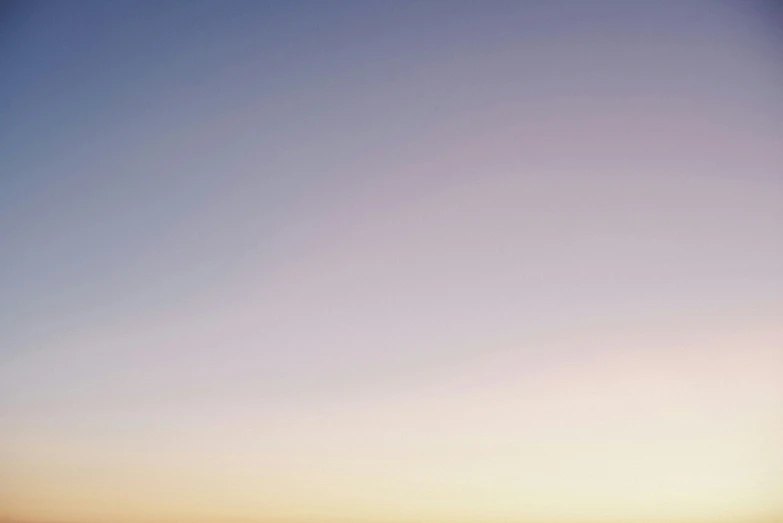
[3,316,781,523]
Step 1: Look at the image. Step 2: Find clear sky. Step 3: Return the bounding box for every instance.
[1,1,782,522]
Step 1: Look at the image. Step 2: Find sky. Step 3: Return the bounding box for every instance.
[1,1,782,522]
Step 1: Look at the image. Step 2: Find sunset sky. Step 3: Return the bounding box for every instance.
[1,1,782,522]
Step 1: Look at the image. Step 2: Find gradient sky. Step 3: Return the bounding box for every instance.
[1,1,782,522]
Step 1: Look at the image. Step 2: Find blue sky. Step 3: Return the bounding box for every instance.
[1,2,782,522]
